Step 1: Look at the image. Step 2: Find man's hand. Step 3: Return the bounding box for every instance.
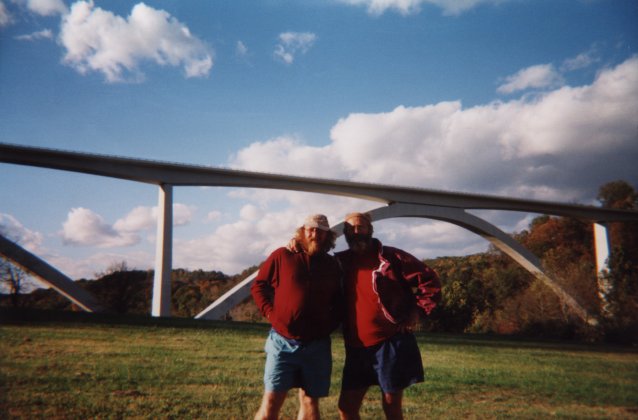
[287,237,303,253]
[398,308,419,333]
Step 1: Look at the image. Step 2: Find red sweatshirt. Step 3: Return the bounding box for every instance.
[251,247,343,341]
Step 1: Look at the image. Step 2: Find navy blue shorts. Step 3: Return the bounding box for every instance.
[341,332,424,393]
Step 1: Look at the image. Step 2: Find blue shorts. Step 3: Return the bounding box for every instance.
[341,332,424,393]
[263,329,332,397]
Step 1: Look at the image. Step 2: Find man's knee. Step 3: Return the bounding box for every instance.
[298,388,320,416]
[381,391,403,419]
[338,388,367,420]
[255,391,287,420]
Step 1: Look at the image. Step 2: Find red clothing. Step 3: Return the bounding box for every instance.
[251,247,343,341]
[343,249,399,347]
[337,239,441,348]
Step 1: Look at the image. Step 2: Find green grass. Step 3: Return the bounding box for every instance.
[1,312,637,419]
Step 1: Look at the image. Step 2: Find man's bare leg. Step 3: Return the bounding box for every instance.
[255,391,287,420]
[381,390,403,420]
[338,387,368,420]
[297,388,320,420]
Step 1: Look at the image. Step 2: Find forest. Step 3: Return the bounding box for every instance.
[2,181,636,343]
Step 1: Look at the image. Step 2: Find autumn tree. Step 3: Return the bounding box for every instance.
[596,181,638,342]
[0,228,35,307]
[0,256,29,307]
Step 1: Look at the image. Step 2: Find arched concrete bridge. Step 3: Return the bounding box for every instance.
[2,143,637,324]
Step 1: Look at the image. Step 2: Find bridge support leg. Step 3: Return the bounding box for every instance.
[152,184,173,317]
[593,223,612,316]
[0,234,103,312]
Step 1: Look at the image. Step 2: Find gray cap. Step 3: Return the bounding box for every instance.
[304,214,331,231]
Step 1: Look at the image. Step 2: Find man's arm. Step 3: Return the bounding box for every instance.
[250,252,278,320]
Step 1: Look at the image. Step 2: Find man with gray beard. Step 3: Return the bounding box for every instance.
[336,212,440,420]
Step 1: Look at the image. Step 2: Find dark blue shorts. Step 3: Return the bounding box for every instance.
[341,332,424,393]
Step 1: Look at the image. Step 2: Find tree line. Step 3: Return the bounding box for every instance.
[2,181,636,343]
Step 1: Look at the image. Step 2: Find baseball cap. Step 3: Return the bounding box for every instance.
[304,214,331,231]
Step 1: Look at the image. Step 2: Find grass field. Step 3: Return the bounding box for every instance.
[1,311,637,419]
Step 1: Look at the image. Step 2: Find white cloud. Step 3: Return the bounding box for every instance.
[15,28,53,41]
[228,57,638,199]
[18,0,67,16]
[59,1,213,82]
[111,203,194,234]
[113,206,156,232]
[337,0,506,16]
[0,1,13,27]
[173,203,195,226]
[61,207,140,248]
[561,50,598,72]
[230,135,344,177]
[497,64,564,94]
[172,204,293,274]
[236,40,248,57]
[206,210,222,222]
[61,203,193,248]
[0,213,45,253]
[45,250,154,280]
[274,31,316,64]
[375,219,486,256]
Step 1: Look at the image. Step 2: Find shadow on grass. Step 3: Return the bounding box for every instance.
[0,307,270,334]
[419,330,638,354]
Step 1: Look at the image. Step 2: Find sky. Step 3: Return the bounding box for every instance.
[1,0,637,288]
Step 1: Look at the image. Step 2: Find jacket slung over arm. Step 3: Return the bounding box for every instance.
[391,247,441,315]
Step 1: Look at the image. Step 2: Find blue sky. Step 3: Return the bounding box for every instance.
[1,0,637,284]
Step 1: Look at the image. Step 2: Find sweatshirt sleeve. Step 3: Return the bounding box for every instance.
[397,250,442,315]
[250,250,279,320]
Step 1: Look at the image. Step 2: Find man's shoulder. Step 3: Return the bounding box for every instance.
[382,245,407,256]
[267,246,295,259]
[334,249,351,259]
[381,244,419,263]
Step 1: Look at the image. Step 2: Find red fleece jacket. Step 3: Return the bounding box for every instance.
[251,247,343,341]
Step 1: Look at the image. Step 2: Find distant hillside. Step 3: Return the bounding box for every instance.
[0,266,262,321]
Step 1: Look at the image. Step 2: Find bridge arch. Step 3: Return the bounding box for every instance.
[195,202,592,324]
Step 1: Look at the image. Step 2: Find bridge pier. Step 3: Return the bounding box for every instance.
[593,223,612,316]
[152,184,173,317]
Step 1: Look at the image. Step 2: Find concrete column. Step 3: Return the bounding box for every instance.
[152,184,173,317]
[593,223,612,316]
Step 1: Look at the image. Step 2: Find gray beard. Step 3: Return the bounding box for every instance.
[347,237,372,255]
